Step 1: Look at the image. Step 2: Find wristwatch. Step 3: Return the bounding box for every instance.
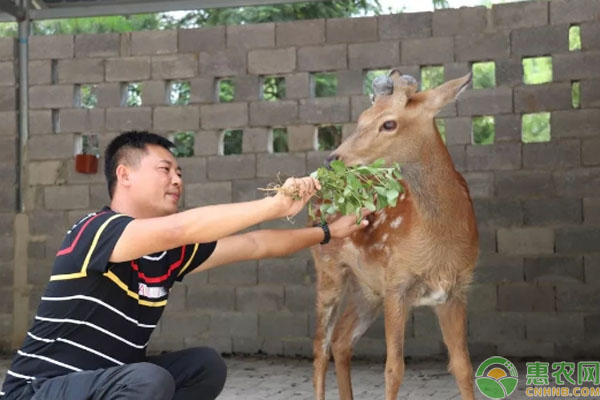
[319,223,331,245]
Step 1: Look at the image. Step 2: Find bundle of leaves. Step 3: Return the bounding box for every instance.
[308,159,404,223]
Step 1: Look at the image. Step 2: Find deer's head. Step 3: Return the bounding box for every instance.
[326,69,472,167]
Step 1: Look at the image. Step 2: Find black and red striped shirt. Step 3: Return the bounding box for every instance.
[1,207,216,398]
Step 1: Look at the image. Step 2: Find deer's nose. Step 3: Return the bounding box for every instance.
[324,153,339,169]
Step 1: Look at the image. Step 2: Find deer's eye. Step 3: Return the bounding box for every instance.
[381,120,397,131]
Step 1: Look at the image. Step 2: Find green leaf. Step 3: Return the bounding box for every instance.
[364,201,376,211]
[370,159,385,168]
[386,189,399,202]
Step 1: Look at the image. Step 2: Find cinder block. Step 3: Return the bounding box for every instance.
[473,198,523,227]
[494,171,554,199]
[554,168,600,198]
[29,110,53,135]
[285,73,310,99]
[28,160,62,186]
[233,75,260,102]
[198,49,247,76]
[227,23,275,49]
[444,117,471,145]
[45,185,89,210]
[497,283,555,312]
[151,54,197,79]
[257,153,306,178]
[236,285,284,312]
[249,100,298,127]
[378,12,432,39]
[463,171,493,198]
[497,227,554,255]
[307,151,329,171]
[523,139,581,169]
[258,257,309,285]
[259,311,308,337]
[297,44,347,72]
[178,27,225,53]
[455,32,510,62]
[231,178,270,203]
[556,227,600,253]
[89,184,110,209]
[105,57,151,82]
[583,137,600,166]
[105,107,152,131]
[580,78,600,108]
[153,106,199,131]
[173,157,206,183]
[413,308,442,340]
[28,134,74,160]
[552,109,600,138]
[95,83,122,108]
[512,24,569,56]
[526,197,582,227]
[287,125,315,152]
[444,62,470,81]
[190,78,215,104]
[211,311,258,337]
[494,114,521,142]
[29,85,74,109]
[326,16,377,44]
[401,36,453,65]
[528,313,584,343]
[248,47,295,75]
[351,95,371,121]
[0,38,14,61]
[466,143,521,171]
[495,58,523,87]
[581,22,600,50]
[457,87,512,116]
[477,227,497,254]
[184,181,231,207]
[550,0,600,24]
[583,198,600,225]
[187,284,235,311]
[28,60,51,86]
[0,137,15,163]
[0,62,14,86]
[208,260,257,285]
[299,97,349,124]
[193,130,220,156]
[242,128,269,153]
[131,30,177,55]
[432,6,488,36]
[75,33,119,57]
[348,41,400,70]
[467,284,497,311]
[140,81,166,106]
[447,144,467,171]
[525,256,584,283]
[200,103,247,129]
[336,70,364,96]
[0,111,16,136]
[67,158,106,185]
[29,35,73,59]
[554,51,600,81]
[469,312,526,340]
[276,19,325,47]
[207,154,255,180]
[585,254,600,282]
[492,1,548,29]
[57,108,104,133]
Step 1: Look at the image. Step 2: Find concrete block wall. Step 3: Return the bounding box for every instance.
[2,0,599,359]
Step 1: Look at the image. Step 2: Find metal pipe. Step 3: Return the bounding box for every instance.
[16,0,29,213]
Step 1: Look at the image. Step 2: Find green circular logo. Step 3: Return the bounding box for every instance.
[475,356,519,399]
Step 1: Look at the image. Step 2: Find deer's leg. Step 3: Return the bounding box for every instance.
[383,292,409,400]
[313,262,349,400]
[435,297,475,400]
[330,288,382,400]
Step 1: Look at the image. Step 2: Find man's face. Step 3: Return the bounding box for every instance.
[126,144,183,217]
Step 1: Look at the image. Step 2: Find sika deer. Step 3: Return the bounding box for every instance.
[310,70,479,400]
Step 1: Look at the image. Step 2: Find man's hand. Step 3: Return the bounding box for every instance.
[328,209,373,239]
[274,176,321,218]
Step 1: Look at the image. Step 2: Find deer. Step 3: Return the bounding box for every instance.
[309,70,479,400]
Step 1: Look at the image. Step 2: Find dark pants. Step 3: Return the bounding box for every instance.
[12,347,227,400]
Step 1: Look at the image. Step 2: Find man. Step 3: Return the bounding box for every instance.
[1,131,370,400]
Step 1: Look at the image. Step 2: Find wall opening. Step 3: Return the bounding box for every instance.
[169,81,191,105]
[472,116,495,145]
[262,76,286,101]
[312,73,338,97]
[522,57,552,85]
[269,127,289,153]
[169,132,195,158]
[522,112,551,143]
[218,78,235,103]
[220,129,243,155]
[316,125,342,151]
[472,61,496,89]
[421,65,444,91]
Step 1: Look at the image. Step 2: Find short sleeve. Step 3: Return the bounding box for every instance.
[175,241,217,281]
[60,211,134,275]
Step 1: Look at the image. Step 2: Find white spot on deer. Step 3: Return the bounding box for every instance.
[381,233,388,243]
[415,289,448,306]
[400,193,406,201]
[371,243,384,251]
[390,217,403,229]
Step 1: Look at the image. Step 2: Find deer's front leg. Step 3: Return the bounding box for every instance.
[383,292,409,400]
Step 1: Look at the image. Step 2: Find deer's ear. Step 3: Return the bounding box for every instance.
[424,72,472,113]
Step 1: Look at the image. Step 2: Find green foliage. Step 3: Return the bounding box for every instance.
[472,116,495,145]
[272,128,289,153]
[472,62,496,89]
[219,79,235,103]
[171,132,194,157]
[569,25,581,51]
[432,0,450,9]
[263,77,286,101]
[80,85,97,109]
[223,129,243,155]
[522,57,552,85]
[317,125,342,151]
[363,70,388,96]
[572,81,580,108]
[435,119,446,144]
[31,14,160,35]
[126,83,142,107]
[313,73,338,97]
[308,158,404,223]
[421,66,444,91]
[170,81,191,105]
[522,112,550,143]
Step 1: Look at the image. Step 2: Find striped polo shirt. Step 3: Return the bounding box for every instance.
[1,207,216,398]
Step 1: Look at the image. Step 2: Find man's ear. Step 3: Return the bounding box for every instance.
[424,72,472,114]
[115,164,131,188]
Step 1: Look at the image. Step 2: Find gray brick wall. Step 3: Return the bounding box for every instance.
[0,0,597,359]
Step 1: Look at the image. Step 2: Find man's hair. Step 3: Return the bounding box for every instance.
[104,131,174,199]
